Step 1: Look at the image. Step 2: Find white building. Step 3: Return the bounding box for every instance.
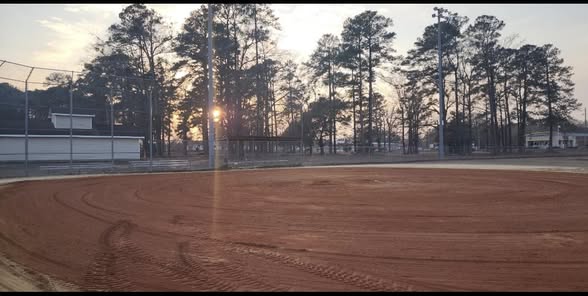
[0,113,143,161]
[51,112,95,129]
[526,131,588,149]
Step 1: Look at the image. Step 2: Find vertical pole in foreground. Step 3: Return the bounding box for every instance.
[110,87,114,165]
[149,87,153,172]
[69,71,74,169]
[24,68,34,177]
[301,104,304,164]
[207,4,216,169]
[434,7,445,160]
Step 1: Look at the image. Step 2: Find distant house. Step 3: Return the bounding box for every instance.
[525,130,588,149]
[0,112,144,161]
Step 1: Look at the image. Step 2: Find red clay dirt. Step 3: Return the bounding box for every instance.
[0,167,588,291]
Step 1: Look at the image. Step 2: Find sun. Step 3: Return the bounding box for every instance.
[212,108,221,123]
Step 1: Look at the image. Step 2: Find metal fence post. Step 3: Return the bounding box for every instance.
[110,87,114,166]
[24,68,34,177]
[149,87,153,172]
[69,71,74,172]
[276,140,280,163]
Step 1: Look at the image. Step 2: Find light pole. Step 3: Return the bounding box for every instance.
[110,86,114,165]
[69,71,74,169]
[557,124,561,148]
[300,102,306,158]
[433,7,447,160]
[207,3,216,169]
[24,67,34,177]
[149,87,153,171]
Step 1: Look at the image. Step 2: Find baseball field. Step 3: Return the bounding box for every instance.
[1,159,588,291]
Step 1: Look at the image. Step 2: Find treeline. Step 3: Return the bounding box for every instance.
[395,12,580,154]
[1,4,581,156]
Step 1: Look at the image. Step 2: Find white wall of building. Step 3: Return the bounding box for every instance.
[526,132,587,148]
[0,135,142,161]
[51,113,94,130]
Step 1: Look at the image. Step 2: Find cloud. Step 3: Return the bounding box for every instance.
[30,4,128,71]
[63,4,124,14]
[272,4,372,61]
[21,4,588,118]
[149,4,203,31]
[33,18,101,71]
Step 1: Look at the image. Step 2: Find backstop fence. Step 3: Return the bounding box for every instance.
[0,59,159,177]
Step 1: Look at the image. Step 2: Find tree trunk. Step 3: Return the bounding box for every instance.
[454,52,460,154]
[167,118,171,157]
[468,87,473,153]
[253,5,262,136]
[503,72,512,152]
[328,61,333,154]
[488,71,499,154]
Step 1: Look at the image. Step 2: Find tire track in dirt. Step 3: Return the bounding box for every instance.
[176,241,236,291]
[119,241,206,290]
[301,248,588,265]
[0,233,69,270]
[84,221,220,291]
[52,192,110,224]
[169,221,417,291]
[82,220,137,291]
[80,193,133,217]
[178,240,283,291]
[223,244,404,291]
[188,233,407,291]
[162,219,284,291]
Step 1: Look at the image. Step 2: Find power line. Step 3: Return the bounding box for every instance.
[0,76,24,83]
[0,60,79,74]
[0,59,156,82]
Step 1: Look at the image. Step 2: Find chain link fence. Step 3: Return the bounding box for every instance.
[2,59,588,179]
[218,137,304,169]
[0,60,169,178]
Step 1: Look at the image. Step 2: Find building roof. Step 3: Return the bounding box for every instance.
[0,134,143,139]
[51,112,96,118]
[0,118,144,137]
[526,130,588,137]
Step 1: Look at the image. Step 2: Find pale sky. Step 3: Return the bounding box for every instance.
[1,4,587,120]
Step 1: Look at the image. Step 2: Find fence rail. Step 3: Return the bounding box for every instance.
[1,145,587,179]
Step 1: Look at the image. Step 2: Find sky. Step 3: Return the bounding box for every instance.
[1,3,587,121]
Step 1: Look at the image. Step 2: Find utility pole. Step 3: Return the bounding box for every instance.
[110,86,114,165]
[584,107,587,128]
[300,102,305,161]
[24,68,34,177]
[149,87,153,172]
[207,3,216,169]
[433,7,446,160]
[69,71,74,169]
